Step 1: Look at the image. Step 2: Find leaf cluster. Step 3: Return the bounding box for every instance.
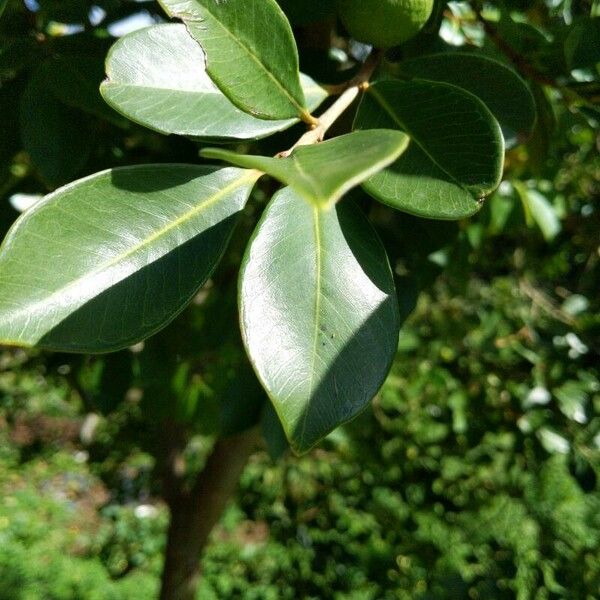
[0,0,597,452]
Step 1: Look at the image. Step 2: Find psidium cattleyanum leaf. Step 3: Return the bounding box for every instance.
[354,79,505,220]
[0,165,260,353]
[100,23,328,141]
[201,129,409,209]
[239,186,400,454]
[158,0,312,122]
[0,0,516,456]
[397,51,537,148]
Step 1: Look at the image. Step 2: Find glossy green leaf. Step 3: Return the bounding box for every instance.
[399,52,536,146]
[0,165,260,352]
[101,24,327,141]
[158,0,309,121]
[0,0,7,19]
[261,403,289,460]
[202,130,409,208]
[240,187,400,454]
[526,84,557,175]
[354,79,504,220]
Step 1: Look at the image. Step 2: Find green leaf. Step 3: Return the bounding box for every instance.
[0,0,7,18]
[218,361,267,436]
[240,187,399,454]
[21,67,93,185]
[514,181,561,242]
[202,130,409,209]
[565,18,600,71]
[354,79,504,220]
[158,0,309,121]
[42,55,127,127]
[101,24,327,140]
[399,52,536,146]
[555,381,588,424]
[261,402,289,460]
[526,84,557,175]
[0,165,259,353]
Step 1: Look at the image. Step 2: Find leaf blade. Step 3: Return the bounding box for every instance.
[202,129,409,208]
[240,187,400,453]
[514,181,561,242]
[354,79,504,219]
[399,52,536,147]
[21,66,93,185]
[158,0,308,120]
[0,165,260,352]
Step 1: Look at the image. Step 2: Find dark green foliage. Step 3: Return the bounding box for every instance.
[1,240,598,597]
[0,0,598,597]
[2,0,598,449]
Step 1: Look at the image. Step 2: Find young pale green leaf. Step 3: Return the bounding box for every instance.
[202,130,409,208]
[101,24,327,141]
[158,0,309,121]
[240,187,400,454]
[399,52,536,147]
[0,165,260,353]
[354,79,504,220]
[514,181,561,242]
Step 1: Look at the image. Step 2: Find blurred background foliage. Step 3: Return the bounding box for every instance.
[0,0,599,598]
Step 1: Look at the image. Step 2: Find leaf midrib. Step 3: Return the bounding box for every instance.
[179,1,306,118]
[102,81,324,114]
[299,204,323,446]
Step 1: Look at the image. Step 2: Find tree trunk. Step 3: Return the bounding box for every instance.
[159,428,260,600]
